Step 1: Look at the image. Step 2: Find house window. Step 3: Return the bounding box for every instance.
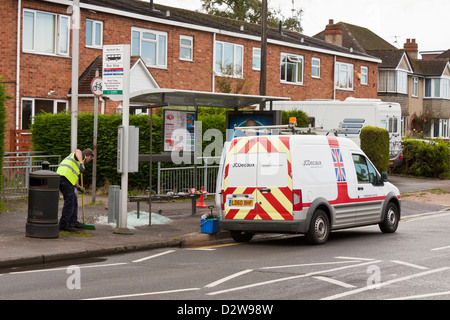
[21,98,67,130]
[378,70,408,94]
[401,116,407,136]
[397,71,408,94]
[360,66,368,85]
[23,9,70,56]
[430,119,449,139]
[131,27,167,68]
[180,35,193,61]
[86,19,103,48]
[424,78,450,98]
[412,77,418,97]
[311,58,320,78]
[335,62,353,90]
[253,47,261,71]
[280,53,304,84]
[214,41,243,77]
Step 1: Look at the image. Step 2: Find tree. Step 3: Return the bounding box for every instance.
[201,0,303,33]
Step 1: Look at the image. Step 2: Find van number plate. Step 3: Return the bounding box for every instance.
[229,199,253,207]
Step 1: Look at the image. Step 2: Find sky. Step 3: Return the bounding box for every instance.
[150,0,450,55]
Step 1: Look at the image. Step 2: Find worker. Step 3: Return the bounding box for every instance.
[57,148,94,231]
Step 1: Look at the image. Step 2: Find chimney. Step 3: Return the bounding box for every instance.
[404,38,418,59]
[324,19,343,47]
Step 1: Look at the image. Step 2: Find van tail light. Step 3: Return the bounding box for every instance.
[221,190,225,210]
[293,189,303,211]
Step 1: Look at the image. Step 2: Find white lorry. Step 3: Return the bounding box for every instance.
[215,133,401,245]
[272,98,403,167]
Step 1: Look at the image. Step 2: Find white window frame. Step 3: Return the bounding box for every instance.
[401,116,407,136]
[412,77,418,97]
[430,118,450,139]
[86,19,103,49]
[335,61,354,90]
[280,52,304,85]
[252,47,261,71]
[311,57,321,79]
[360,66,368,85]
[23,9,70,56]
[179,35,193,61]
[21,98,68,130]
[397,71,408,94]
[214,40,244,77]
[424,77,450,99]
[131,27,167,68]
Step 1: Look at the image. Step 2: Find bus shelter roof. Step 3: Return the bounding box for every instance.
[129,88,289,109]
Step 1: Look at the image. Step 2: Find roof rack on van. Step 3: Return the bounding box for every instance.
[233,123,350,137]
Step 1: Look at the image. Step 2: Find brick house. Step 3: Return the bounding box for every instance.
[315,20,450,139]
[1,0,381,152]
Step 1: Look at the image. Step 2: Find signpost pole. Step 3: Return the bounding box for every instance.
[116,44,132,234]
[71,0,80,152]
[90,69,101,203]
[103,44,132,235]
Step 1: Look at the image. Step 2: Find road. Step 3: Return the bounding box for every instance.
[1,205,450,306]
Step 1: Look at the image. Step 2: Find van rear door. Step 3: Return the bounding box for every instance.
[223,136,293,221]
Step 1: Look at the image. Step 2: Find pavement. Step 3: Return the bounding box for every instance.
[0,175,449,270]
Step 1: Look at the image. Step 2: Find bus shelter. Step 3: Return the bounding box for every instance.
[128,88,289,222]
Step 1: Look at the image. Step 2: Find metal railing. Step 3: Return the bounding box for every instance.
[157,158,220,195]
[1,152,61,193]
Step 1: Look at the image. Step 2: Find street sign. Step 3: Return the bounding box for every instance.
[91,76,103,97]
[102,45,125,95]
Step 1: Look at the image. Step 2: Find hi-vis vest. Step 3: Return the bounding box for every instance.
[56,152,84,185]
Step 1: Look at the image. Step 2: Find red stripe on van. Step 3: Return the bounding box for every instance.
[258,136,279,153]
[236,137,258,154]
[258,190,293,220]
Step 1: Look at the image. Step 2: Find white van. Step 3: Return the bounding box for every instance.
[272,98,403,167]
[215,134,401,244]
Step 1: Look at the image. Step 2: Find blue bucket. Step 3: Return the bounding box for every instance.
[200,218,220,234]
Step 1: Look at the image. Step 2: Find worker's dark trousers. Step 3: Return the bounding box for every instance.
[59,176,79,228]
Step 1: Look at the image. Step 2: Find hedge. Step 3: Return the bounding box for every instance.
[399,138,449,179]
[360,126,389,172]
[31,108,310,190]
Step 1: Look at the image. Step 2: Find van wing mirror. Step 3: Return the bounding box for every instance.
[381,171,388,183]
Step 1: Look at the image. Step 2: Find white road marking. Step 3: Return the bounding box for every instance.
[321,267,450,300]
[313,276,356,288]
[390,260,429,270]
[260,260,361,270]
[207,260,380,296]
[204,269,253,288]
[431,245,450,251]
[335,256,375,261]
[132,250,176,263]
[8,263,129,275]
[387,290,450,300]
[84,287,201,300]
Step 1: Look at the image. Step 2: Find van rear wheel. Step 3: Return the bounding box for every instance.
[305,209,330,245]
[230,231,254,242]
[379,202,399,233]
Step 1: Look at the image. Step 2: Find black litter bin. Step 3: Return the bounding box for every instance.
[25,169,60,238]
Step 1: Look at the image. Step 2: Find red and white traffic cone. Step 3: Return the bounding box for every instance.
[196,186,207,208]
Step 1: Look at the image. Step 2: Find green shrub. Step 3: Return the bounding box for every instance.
[31,109,313,190]
[360,126,389,172]
[401,138,449,179]
[281,109,309,127]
